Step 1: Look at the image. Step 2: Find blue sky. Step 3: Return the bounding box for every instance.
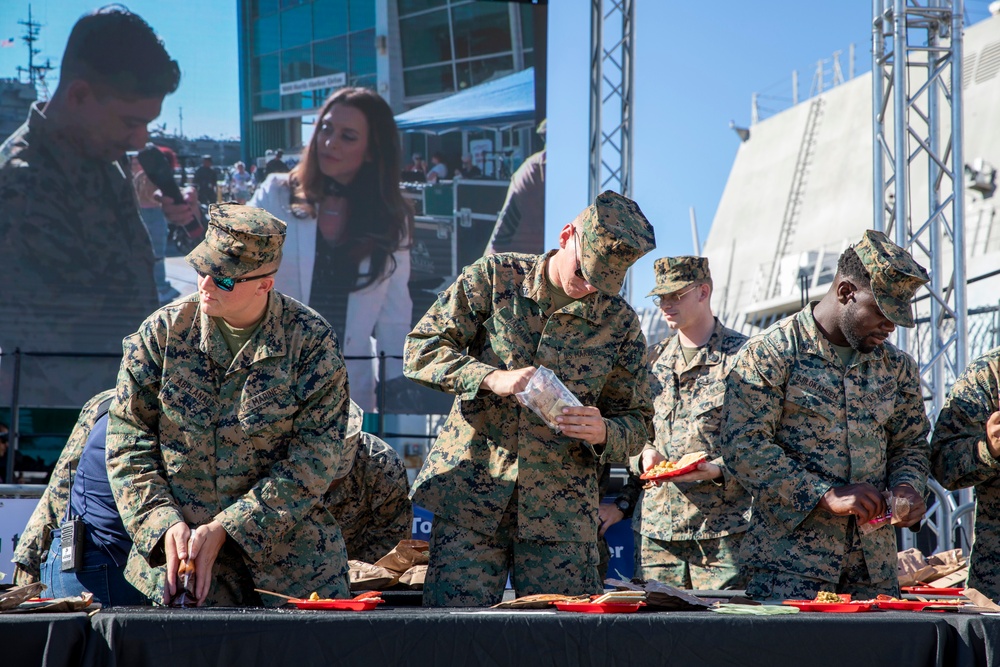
[1,0,995,308]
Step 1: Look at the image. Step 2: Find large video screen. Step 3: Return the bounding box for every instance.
[0,1,548,422]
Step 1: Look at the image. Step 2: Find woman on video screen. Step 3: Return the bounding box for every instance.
[250,87,413,412]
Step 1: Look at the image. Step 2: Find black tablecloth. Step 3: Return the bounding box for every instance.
[0,612,90,667]
[82,607,991,667]
[5,607,1000,667]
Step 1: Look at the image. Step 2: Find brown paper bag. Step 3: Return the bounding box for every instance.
[348,560,398,591]
[398,565,427,590]
[374,540,430,576]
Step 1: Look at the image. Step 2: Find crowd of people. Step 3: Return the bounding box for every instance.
[6,5,1000,615]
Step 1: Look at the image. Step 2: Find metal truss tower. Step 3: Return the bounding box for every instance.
[872,0,968,550]
[872,0,967,411]
[589,0,635,300]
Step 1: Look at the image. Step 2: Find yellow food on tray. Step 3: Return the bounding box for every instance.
[813,591,843,603]
[646,451,708,476]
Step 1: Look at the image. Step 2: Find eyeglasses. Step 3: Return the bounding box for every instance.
[653,285,699,307]
[572,228,584,279]
[197,269,277,292]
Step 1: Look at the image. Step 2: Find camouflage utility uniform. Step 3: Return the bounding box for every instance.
[405,191,655,606]
[930,348,1000,599]
[723,306,930,599]
[0,104,158,406]
[11,389,116,584]
[634,319,750,589]
[326,432,413,563]
[107,204,352,606]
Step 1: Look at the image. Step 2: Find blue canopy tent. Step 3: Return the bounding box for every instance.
[394,67,535,134]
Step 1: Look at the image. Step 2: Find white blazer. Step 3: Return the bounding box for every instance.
[249,174,413,412]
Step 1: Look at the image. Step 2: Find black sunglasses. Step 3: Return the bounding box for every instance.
[197,269,277,292]
[572,228,584,279]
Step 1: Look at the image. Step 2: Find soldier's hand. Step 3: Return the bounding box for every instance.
[817,483,886,524]
[640,449,665,473]
[189,520,228,605]
[889,483,926,528]
[986,411,1000,459]
[598,503,624,537]
[556,406,607,445]
[164,521,192,599]
[482,366,537,396]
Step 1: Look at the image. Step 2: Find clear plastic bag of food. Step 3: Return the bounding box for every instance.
[858,490,912,535]
[515,366,582,433]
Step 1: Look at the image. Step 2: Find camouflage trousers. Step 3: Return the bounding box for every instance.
[423,496,602,607]
[634,532,745,590]
[743,521,899,601]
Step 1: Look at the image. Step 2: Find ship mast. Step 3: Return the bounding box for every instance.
[16,4,54,100]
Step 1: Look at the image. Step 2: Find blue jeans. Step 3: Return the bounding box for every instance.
[40,533,147,607]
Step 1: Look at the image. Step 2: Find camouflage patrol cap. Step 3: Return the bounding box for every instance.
[647,256,711,297]
[186,203,287,279]
[853,230,929,328]
[577,190,656,295]
[331,399,364,480]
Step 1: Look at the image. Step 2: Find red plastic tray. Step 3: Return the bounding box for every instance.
[875,599,964,611]
[289,598,384,611]
[640,456,708,481]
[553,601,644,614]
[901,586,965,596]
[782,600,874,613]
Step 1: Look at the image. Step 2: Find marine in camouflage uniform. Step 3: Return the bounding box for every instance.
[930,348,1000,600]
[325,400,413,563]
[107,204,352,607]
[405,190,655,606]
[0,9,182,407]
[11,389,116,585]
[632,257,750,589]
[723,231,931,600]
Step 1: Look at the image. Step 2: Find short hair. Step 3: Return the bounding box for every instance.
[60,6,180,98]
[836,246,871,288]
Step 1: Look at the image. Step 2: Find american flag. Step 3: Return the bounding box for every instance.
[0,38,15,48]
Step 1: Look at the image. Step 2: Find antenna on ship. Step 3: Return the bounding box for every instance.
[16,4,54,101]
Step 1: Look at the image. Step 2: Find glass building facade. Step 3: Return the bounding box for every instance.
[236,0,535,163]
[397,0,534,100]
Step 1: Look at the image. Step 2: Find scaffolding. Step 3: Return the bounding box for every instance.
[589,0,635,300]
[872,0,969,550]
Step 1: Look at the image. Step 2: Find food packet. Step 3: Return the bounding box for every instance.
[514,366,583,433]
[858,491,911,535]
[168,560,197,607]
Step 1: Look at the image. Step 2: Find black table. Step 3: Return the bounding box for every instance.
[1,611,90,667]
[4,606,1000,667]
[81,607,999,667]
